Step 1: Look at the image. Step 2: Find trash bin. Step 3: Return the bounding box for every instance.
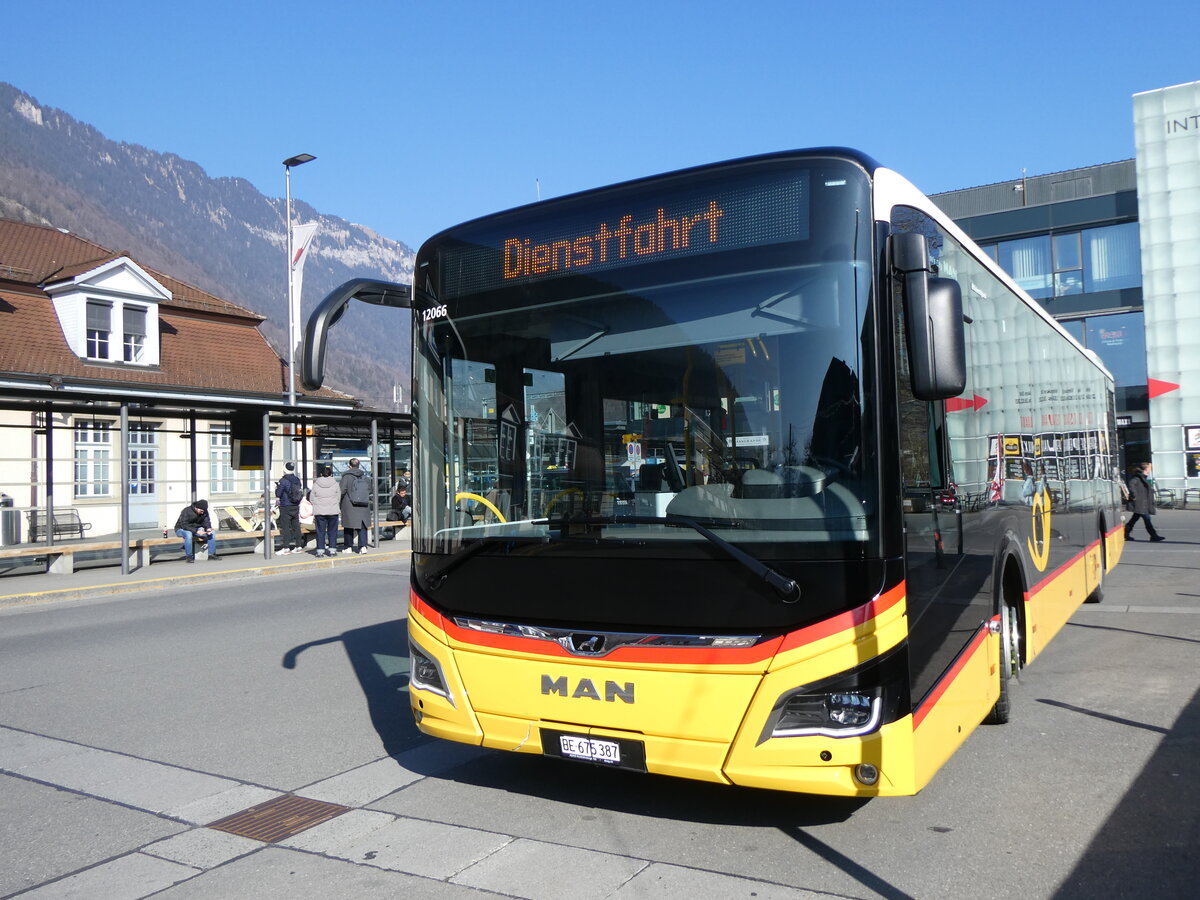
[0,493,20,546]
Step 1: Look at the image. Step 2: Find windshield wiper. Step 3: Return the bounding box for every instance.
[548,514,800,603]
[425,533,549,590]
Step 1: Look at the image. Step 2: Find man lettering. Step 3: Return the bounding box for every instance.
[572,679,602,701]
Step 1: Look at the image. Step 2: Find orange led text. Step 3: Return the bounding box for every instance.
[503,200,725,279]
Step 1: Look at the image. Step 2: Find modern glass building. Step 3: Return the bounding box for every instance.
[932,79,1200,493]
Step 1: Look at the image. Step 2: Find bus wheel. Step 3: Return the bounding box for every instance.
[987,598,1021,725]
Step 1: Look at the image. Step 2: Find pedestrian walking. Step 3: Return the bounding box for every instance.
[275,461,303,554]
[1125,462,1165,541]
[339,458,372,554]
[174,499,220,562]
[309,464,341,557]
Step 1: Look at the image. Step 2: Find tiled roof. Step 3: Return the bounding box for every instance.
[0,288,283,393]
[0,219,261,319]
[0,218,348,401]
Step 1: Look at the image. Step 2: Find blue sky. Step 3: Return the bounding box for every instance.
[2,1,1197,250]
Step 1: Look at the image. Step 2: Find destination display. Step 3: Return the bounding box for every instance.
[437,167,812,299]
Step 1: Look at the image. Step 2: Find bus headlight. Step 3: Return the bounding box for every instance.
[760,648,909,742]
[409,640,455,707]
[772,688,881,738]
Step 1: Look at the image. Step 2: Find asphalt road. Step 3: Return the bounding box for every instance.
[2,511,1198,899]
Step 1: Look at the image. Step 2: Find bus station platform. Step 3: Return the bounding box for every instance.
[0,528,411,611]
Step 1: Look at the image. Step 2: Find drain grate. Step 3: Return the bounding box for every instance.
[207,794,350,843]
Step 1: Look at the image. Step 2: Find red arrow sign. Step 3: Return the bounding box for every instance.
[946,394,988,412]
[1148,378,1180,399]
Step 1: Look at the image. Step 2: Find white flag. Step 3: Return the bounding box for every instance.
[289,222,319,353]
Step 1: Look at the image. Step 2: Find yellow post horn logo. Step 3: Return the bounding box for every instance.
[1027,487,1051,571]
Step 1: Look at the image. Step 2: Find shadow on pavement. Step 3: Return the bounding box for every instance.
[282,616,870,827]
[430,743,868,828]
[1054,681,1200,899]
[282,619,423,757]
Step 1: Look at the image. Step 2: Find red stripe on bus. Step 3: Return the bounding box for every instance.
[912,622,990,730]
[410,587,783,664]
[776,582,906,654]
[1029,530,1110,598]
[409,582,905,665]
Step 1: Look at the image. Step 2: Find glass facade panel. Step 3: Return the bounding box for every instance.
[1054,233,1081,271]
[1083,222,1141,293]
[1135,81,1200,489]
[1061,319,1086,345]
[1084,312,1147,388]
[997,236,1052,299]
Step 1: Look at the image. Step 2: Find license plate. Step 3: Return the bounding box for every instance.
[540,729,647,772]
[559,734,620,764]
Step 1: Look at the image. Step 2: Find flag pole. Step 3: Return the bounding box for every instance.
[282,153,316,406]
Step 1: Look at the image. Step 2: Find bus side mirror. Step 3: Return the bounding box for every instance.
[891,233,966,401]
[301,278,412,391]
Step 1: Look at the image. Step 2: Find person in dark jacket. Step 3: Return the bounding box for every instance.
[174,499,219,562]
[390,483,412,525]
[1125,462,1164,541]
[339,458,371,554]
[275,461,303,554]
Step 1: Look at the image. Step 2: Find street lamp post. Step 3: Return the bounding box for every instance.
[283,153,316,407]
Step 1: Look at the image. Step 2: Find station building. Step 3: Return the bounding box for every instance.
[932,79,1200,494]
[0,218,409,572]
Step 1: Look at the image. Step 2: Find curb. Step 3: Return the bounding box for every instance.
[0,547,411,610]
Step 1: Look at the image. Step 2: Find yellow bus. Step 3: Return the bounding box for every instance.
[305,148,1124,795]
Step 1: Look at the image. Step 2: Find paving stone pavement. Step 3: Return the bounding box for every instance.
[1,725,825,899]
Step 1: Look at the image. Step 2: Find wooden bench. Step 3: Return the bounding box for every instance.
[0,537,180,575]
[0,522,399,577]
[25,509,92,542]
[0,534,247,575]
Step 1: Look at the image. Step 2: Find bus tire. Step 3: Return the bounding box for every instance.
[987,560,1023,725]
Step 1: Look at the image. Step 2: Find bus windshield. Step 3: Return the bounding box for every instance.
[412,155,877,584]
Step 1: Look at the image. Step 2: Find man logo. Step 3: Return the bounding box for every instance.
[541,675,635,703]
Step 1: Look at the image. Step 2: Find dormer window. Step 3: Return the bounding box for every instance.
[123,306,147,362]
[86,301,112,359]
[47,258,167,367]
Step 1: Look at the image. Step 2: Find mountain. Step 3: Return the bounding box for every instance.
[0,82,414,408]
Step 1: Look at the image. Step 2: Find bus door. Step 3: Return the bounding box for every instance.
[896,315,992,709]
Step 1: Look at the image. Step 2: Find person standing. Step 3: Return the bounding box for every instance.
[1125,462,1165,542]
[339,458,371,554]
[309,464,340,557]
[275,462,303,554]
[174,499,220,563]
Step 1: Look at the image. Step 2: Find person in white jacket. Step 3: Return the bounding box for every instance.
[308,465,341,557]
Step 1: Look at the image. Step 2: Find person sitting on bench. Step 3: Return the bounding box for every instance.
[175,499,220,563]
